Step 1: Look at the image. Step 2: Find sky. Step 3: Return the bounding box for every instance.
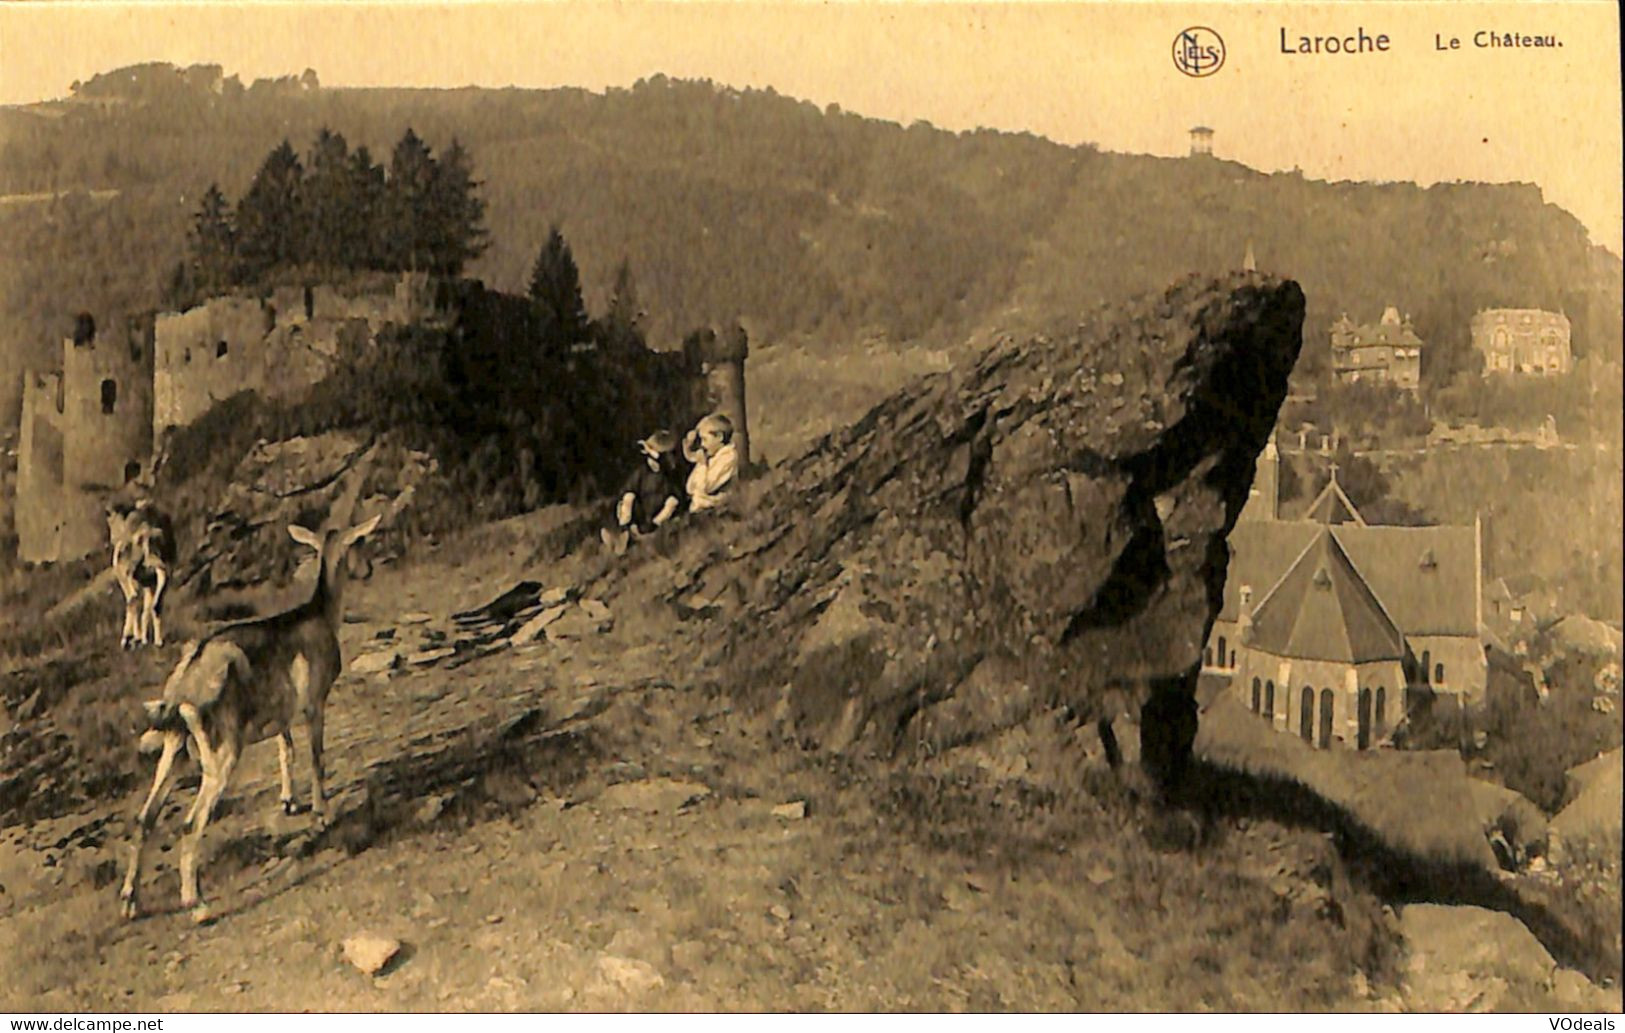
[1,1,1620,254]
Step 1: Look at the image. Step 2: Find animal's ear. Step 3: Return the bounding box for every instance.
[342,514,382,547]
[288,524,323,550]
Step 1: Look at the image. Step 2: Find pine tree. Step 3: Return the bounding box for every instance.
[528,226,589,350]
[189,182,237,294]
[424,138,489,276]
[347,145,388,269]
[235,139,304,280]
[384,128,438,272]
[600,257,645,352]
[301,128,354,270]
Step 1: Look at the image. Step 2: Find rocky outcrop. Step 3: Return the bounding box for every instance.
[670,274,1304,783]
[176,431,436,595]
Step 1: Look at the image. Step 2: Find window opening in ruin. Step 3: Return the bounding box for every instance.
[217,340,229,358]
[304,286,315,320]
[101,378,117,414]
[1251,678,1261,713]
[124,461,141,482]
[1300,687,1314,741]
[1435,663,1444,684]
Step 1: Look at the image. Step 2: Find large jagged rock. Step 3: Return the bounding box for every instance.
[178,431,436,594]
[676,274,1304,782]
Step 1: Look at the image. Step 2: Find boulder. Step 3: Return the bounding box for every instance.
[1550,748,1623,862]
[673,274,1303,784]
[340,933,402,976]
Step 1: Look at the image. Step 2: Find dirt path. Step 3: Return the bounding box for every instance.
[1,521,1616,1012]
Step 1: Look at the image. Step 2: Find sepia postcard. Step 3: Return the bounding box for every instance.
[0,0,1620,1018]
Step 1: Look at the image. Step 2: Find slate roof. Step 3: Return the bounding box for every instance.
[1218,521,1479,638]
[1247,529,1408,663]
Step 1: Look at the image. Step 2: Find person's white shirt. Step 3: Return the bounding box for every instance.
[687,439,738,511]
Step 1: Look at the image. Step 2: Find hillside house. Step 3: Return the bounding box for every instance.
[1205,445,1487,749]
[1470,308,1572,376]
[1329,307,1423,392]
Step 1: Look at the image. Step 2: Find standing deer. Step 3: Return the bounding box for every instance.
[118,515,380,924]
[107,500,176,649]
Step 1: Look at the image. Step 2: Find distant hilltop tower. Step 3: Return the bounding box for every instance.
[1190,125,1214,157]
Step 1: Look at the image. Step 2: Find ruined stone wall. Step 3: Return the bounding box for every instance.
[154,297,276,432]
[155,276,435,437]
[15,371,65,563]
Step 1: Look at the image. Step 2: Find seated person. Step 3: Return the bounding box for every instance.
[683,413,738,513]
[600,430,683,555]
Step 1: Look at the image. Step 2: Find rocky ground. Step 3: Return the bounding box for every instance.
[1,512,1618,1013]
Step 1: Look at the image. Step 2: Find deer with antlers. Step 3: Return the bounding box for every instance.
[118,513,380,924]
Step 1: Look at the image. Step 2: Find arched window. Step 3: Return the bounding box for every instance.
[1263,681,1275,720]
[1375,686,1387,731]
[1229,650,1237,667]
[1218,636,1228,668]
[1318,689,1334,748]
[1421,650,1432,683]
[1300,687,1314,741]
[1435,663,1445,684]
[1205,646,1214,667]
[100,378,117,414]
[1251,678,1261,713]
[1357,688,1372,751]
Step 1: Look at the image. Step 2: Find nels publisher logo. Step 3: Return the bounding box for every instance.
[1173,26,1226,77]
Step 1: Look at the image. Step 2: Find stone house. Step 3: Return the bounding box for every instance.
[1470,308,1572,376]
[1329,306,1423,392]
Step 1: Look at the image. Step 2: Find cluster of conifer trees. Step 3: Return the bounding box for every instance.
[166,127,487,304]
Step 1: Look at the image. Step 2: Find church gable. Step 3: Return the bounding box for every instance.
[1247,529,1406,663]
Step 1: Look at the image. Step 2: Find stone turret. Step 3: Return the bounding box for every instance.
[694,322,751,468]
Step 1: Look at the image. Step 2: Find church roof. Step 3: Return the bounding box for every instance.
[1218,521,1479,638]
[1247,529,1407,663]
[1302,476,1366,525]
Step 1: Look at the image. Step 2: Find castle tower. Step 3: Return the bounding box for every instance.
[697,321,751,468]
[56,312,155,558]
[15,370,67,563]
[1190,126,1214,157]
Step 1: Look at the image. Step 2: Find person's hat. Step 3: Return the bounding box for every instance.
[638,430,677,457]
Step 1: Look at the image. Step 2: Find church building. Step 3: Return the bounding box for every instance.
[1205,441,1486,749]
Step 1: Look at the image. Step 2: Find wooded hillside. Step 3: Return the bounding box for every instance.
[2,67,1620,425]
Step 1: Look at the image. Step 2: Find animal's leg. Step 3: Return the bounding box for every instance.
[149,567,167,647]
[303,708,329,827]
[179,723,238,926]
[136,588,153,648]
[118,731,183,920]
[277,730,298,815]
[118,574,139,649]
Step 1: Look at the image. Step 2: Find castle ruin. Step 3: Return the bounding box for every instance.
[13,272,440,563]
[15,315,155,563]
